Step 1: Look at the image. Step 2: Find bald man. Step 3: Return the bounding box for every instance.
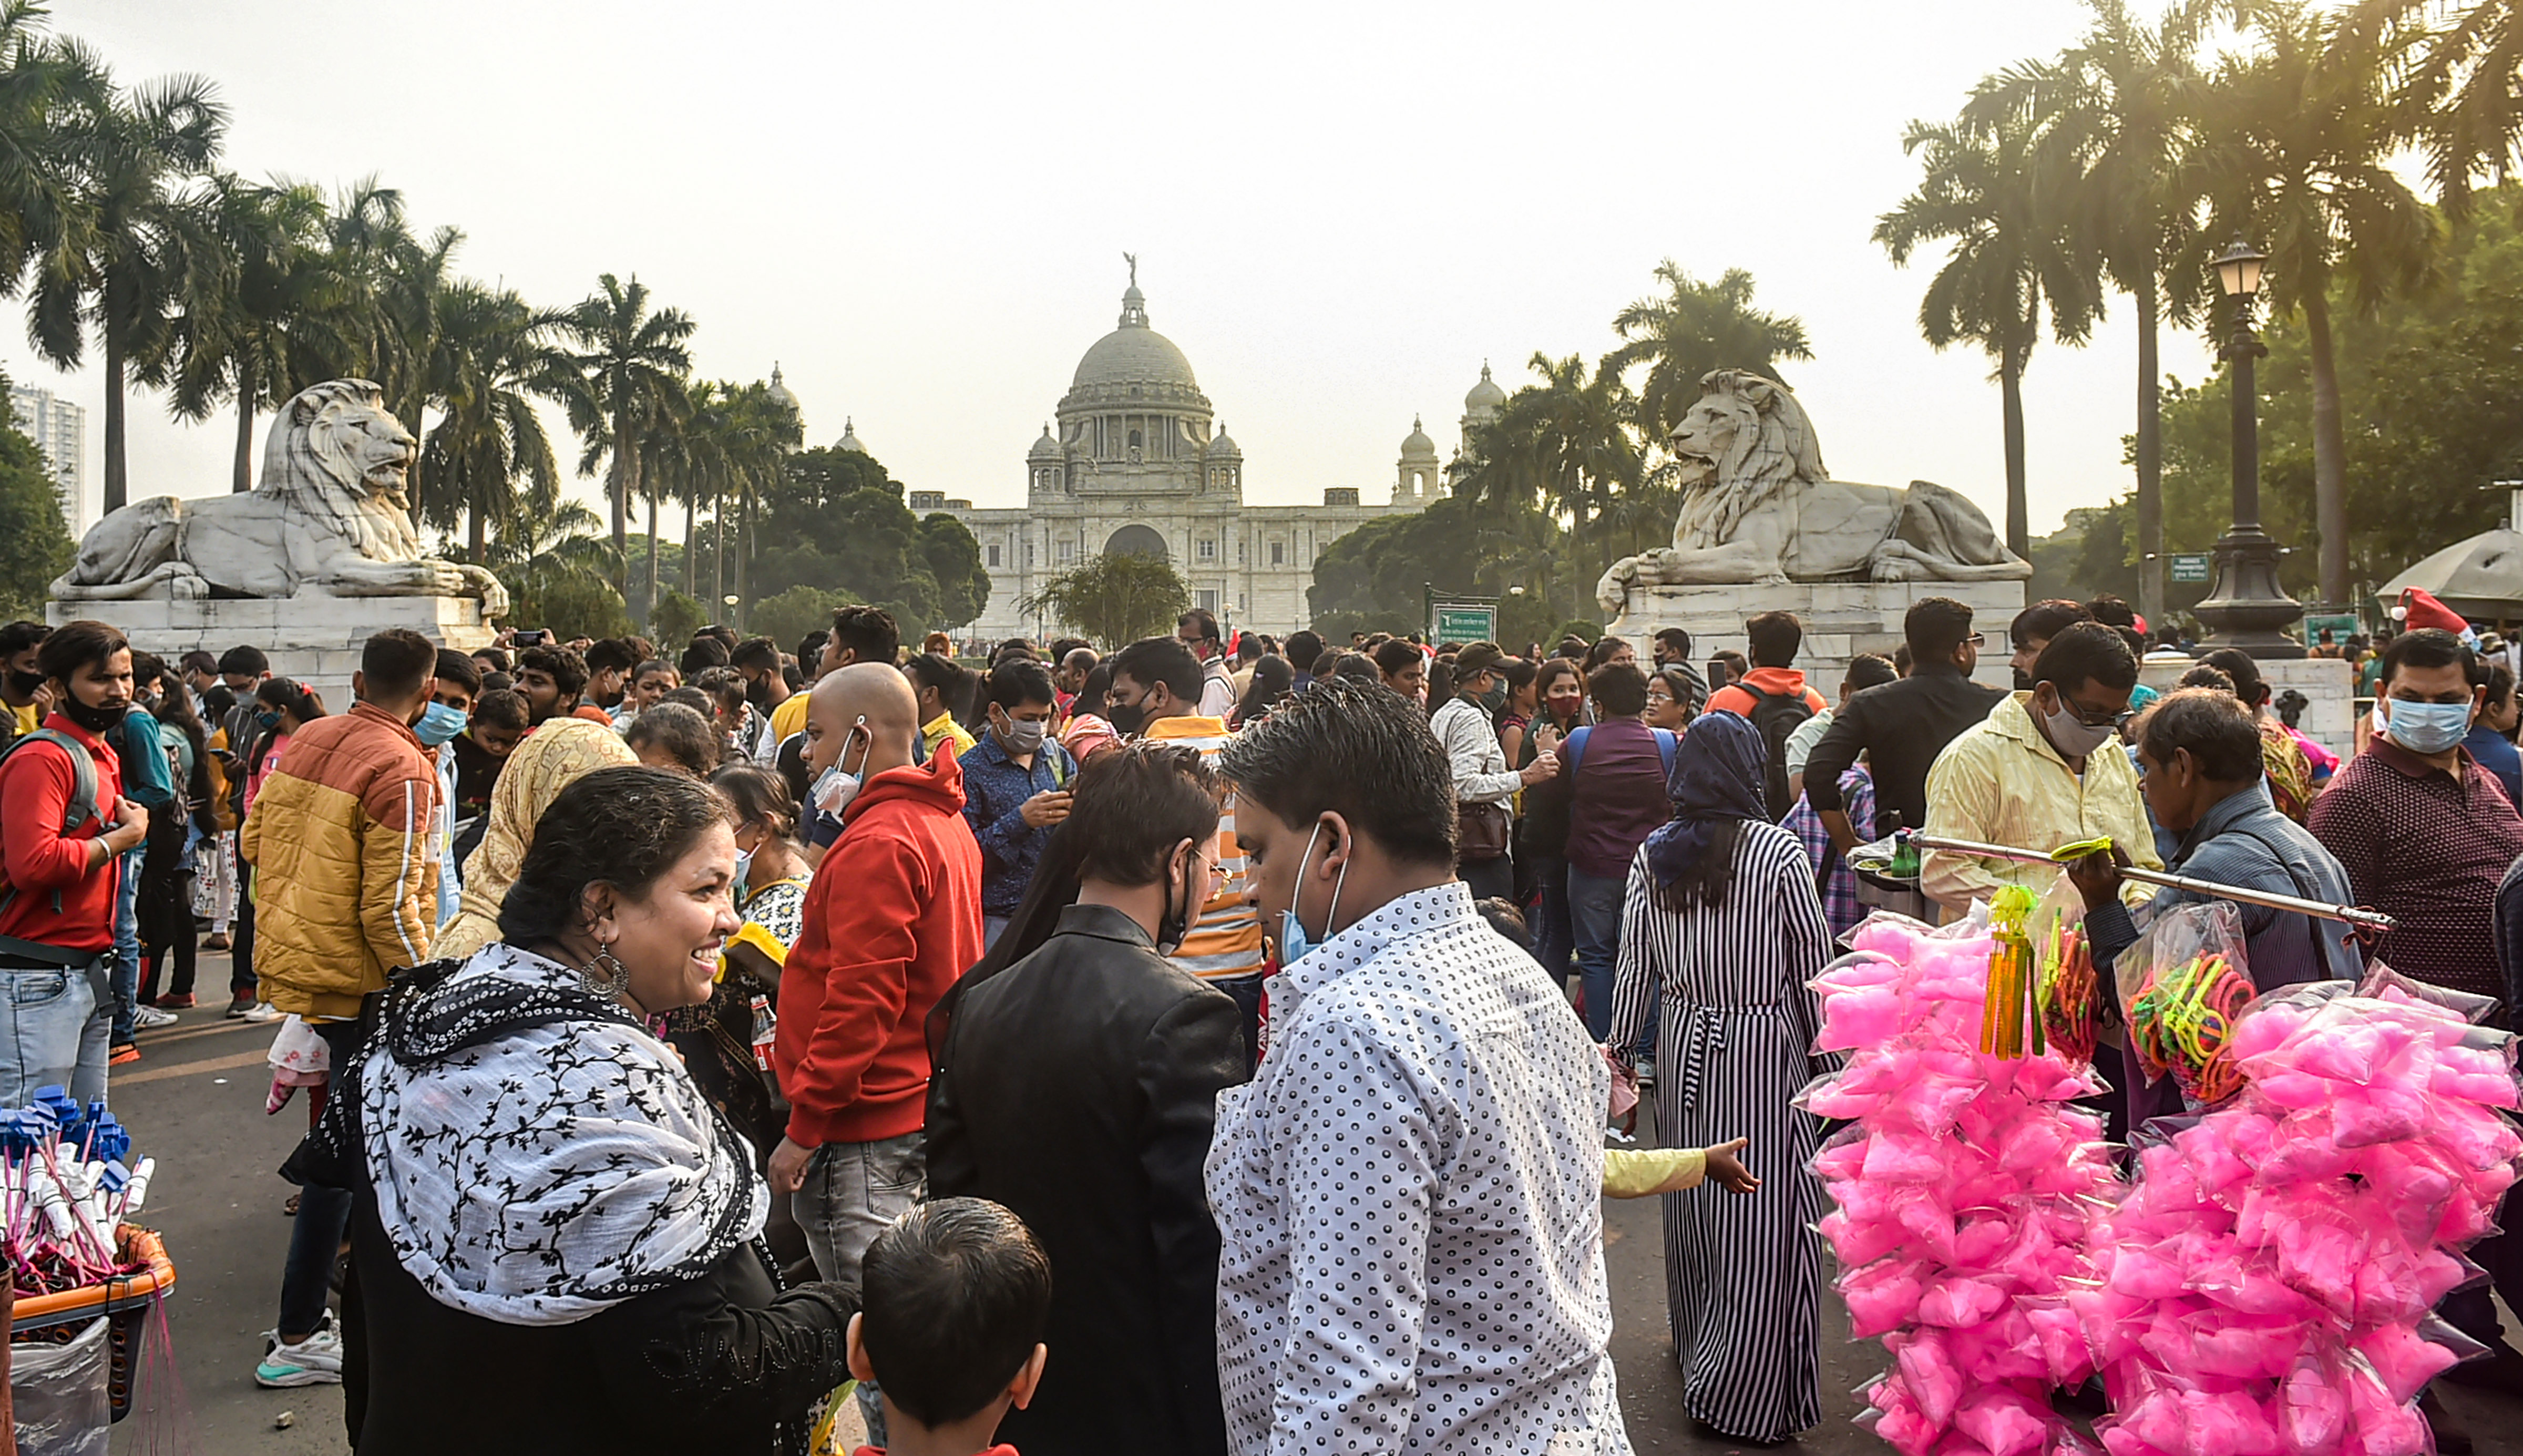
[770,663,982,1444]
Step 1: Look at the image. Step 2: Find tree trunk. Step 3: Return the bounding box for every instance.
[233,361,257,493]
[1570,498,1591,622]
[713,480,727,609]
[2001,348,2029,561]
[102,329,128,515]
[682,490,697,600]
[468,501,485,560]
[2302,292,2349,604]
[644,485,660,626]
[2134,269,2165,626]
[608,412,633,598]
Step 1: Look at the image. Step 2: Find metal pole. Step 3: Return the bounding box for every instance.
[2229,290,2261,532]
[1911,833,2396,930]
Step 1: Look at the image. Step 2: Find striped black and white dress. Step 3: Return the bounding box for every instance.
[1604,818,1833,1444]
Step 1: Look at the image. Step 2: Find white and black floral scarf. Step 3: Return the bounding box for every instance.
[351,943,767,1327]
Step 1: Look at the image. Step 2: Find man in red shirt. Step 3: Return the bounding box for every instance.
[770,662,982,1441]
[0,620,151,1104]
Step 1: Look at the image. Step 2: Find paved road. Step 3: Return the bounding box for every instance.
[103,953,2523,1453]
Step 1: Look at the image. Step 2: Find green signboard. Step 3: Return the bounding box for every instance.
[2169,553,2212,584]
[1433,605,1496,645]
[2304,610,2358,642]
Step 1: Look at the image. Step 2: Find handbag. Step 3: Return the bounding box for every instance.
[1458,799,1511,863]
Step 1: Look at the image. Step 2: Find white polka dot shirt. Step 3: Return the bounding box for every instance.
[1206,881,1631,1455]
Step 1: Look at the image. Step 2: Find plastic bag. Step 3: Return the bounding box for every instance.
[11,1316,111,1456]
[2120,901,2257,1106]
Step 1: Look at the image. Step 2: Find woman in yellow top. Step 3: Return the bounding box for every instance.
[666,764,812,1163]
[434,716,638,960]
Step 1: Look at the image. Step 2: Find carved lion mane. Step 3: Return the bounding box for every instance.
[266,379,427,564]
[1670,369,1827,548]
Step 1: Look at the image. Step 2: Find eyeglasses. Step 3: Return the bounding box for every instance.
[1965,632,1987,647]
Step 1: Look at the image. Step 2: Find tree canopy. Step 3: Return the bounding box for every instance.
[749,445,991,633]
[1020,550,1191,649]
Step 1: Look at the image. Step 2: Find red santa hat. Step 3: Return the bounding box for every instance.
[2397,586,2470,637]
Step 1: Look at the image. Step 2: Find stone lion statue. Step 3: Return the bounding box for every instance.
[51,378,508,616]
[1596,370,2029,617]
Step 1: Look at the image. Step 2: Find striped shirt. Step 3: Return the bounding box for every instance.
[1142,715,1266,982]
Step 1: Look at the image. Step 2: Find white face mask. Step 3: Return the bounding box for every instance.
[812,720,869,817]
[2038,688,2119,757]
[1276,820,1347,969]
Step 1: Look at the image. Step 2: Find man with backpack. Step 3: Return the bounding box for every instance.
[1552,661,1681,1087]
[102,688,180,1062]
[1706,610,1829,819]
[0,620,151,1104]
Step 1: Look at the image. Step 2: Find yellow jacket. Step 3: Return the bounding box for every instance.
[1920,692,2162,913]
[435,717,638,961]
[238,703,440,1019]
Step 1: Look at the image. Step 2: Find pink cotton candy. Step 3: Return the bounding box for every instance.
[2278,1355,2348,1456]
[1894,1327,1965,1428]
[2326,1085,2428,1150]
[1865,1130,1954,1183]
[1818,985,1905,1051]
[1842,1259,1929,1339]
[1891,1185,1963,1264]
[1951,1385,2056,1456]
[2024,1300,2095,1387]
[2108,1246,2192,1301]
[2352,1320,2457,1404]
[2429,1057,2522,1110]
[2339,1375,2427,1456]
[1821,1207,1909,1267]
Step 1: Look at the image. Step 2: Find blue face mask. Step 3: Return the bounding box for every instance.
[2384,698,2473,755]
[1275,820,1347,970]
[412,701,467,748]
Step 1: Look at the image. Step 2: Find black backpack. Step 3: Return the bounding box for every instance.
[1746,685,1816,821]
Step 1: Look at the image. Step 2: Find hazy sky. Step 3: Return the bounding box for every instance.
[23,0,2225,545]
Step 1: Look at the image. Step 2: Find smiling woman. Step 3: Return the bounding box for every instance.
[293,765,867,1455]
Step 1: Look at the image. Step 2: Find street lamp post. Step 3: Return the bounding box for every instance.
[2191,238,2306,659]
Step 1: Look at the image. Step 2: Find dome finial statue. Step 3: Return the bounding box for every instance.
[1124,251,1137,289]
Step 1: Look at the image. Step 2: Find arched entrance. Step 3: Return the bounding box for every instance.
[1105,524,1169,559]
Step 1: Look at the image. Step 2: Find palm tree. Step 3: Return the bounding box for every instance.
[418,280,567,558]
[1972,0,2213,622]
[1875,109,2100,558]
[0,9,107,303]
[26,68,226,512]
[1470,355,1642,620]
[1603,263,1813,441]
[557,273,694,600]
[165,173,332,490]
[2199,0,2434,603]
[709,377,802,613]
[2386,0,2523,213]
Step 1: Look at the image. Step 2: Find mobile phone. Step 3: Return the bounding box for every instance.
[514,629,548,648]
[1707,659,1731,692]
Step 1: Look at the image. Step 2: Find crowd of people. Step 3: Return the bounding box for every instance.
[6,581,2523,1454]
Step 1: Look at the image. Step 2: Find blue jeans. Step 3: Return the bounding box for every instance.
[111,847,141,1043]
[1530,854,1574,986]
[0,963,109,1107]
[793,1132,927,1448]
[1567,866,1657,1054]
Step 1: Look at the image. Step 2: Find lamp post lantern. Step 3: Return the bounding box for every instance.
[2191,238,2305,659]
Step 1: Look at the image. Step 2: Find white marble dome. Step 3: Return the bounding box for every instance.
[1464,362,1508,413]
[1400,415,1438,459]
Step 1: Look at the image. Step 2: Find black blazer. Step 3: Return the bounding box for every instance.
[927,904,1249,1456]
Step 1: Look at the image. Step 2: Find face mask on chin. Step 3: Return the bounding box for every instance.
[58,694,127,735]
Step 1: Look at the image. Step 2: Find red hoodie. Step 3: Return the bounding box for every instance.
[776,750,982,1147]
[1706,665,1827,720]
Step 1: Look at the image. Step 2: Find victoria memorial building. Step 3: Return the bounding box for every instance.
[883,271,1504,640]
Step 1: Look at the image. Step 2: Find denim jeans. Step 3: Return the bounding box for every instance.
[1567,866,1657,1054]
[0,963,108,1106]
[1530,854,1575,986]
[278,1020,366,1341]
[793,1131,927,1448]
[111,847,141,1044]
[231,858,257,998]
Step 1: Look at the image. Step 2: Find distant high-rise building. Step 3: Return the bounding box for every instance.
[8,385,86,533]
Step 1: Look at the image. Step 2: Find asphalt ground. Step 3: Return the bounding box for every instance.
[93,949,2523,1455]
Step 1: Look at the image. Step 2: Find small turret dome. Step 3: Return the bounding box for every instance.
[1028,423,1060,461]
[764,363,798,413]
[1464,361,1508,413]
[836,417,866,454]
[1400,415,1438,459]
[1206,422,1241,459]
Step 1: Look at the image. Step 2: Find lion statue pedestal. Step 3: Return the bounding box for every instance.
[1597,369,2028,690]
[46,379,501,711]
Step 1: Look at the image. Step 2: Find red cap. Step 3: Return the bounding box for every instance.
[2399,586,2469,635]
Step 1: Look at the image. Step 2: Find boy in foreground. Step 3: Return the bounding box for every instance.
[848,1198,1051,1456]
